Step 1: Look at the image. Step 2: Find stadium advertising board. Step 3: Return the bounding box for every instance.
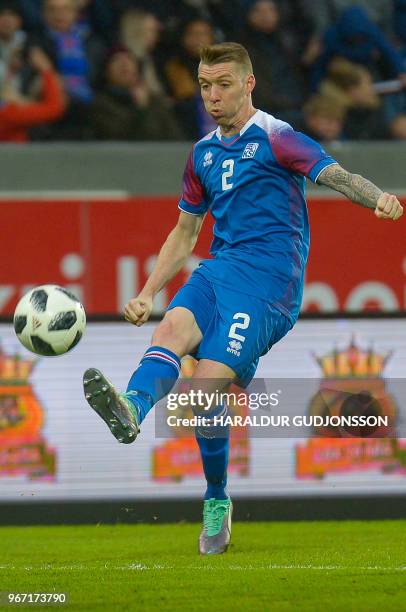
[0,319,405,503]
[0,196,405,315]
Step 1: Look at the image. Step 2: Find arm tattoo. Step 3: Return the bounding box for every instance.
[317,163,382,210]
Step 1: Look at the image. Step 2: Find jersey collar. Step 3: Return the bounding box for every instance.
[215,109,261,143]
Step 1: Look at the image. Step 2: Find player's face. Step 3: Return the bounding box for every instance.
[198,62,254,124]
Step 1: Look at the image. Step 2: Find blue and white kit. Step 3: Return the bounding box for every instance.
[168,109,337,384]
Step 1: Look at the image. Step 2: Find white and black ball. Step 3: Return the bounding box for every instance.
[13,285,86,356]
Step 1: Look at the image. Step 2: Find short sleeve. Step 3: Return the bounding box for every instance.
[271,125,337,183]
[178,147,208,215]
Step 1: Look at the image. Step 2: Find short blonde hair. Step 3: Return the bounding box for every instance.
[304,95,345,121]
[199,42,253,75]
[326,58,368,91]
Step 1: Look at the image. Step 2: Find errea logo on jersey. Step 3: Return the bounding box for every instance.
[242,143,259,159]
[203,151,213,167]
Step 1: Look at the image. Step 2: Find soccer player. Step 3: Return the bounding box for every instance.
[83,43,403,555]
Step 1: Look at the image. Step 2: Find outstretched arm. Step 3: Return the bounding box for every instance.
[124,211,205,326]
[317,163,403,221]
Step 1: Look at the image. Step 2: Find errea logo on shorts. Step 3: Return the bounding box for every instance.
[242,143,259,159]
[203,151,213,167]
[227,339,243,356]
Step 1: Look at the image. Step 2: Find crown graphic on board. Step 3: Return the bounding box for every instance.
[312,336,393,378]
[0,343,37,382]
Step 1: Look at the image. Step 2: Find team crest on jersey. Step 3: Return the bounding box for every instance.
[242,143,259,159]
[203,150,213,167]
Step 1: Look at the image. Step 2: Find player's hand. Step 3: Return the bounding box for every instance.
[124,295,153,326]
[375,193,403,220]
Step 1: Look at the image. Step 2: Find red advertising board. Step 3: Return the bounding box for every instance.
[1,196,405,314]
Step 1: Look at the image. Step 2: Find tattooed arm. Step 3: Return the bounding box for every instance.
[317,163,403,221]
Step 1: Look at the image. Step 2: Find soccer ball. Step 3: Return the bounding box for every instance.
[13,285,86,356]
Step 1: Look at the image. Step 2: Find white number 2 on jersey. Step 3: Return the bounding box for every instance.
[222,159,234,191]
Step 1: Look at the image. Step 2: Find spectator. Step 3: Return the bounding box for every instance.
[0,0,26,92]
[319,59,389,139]
[207,0,314,55]
[240,0,306,121]
[301,94,345,142]
[310,6,406,89]
[165,18,214,99]
[112,1,208,25]
[111,0,169,22]
[27,0,106,138]
[39,0,105,99]
[90,46,183,140]
[75,1,116,45]
[164,18,216,138]
[156,0,225,41]
[301,0,394,38]
[277,0,315,59]
[119,9,164,96]
[18,1,115,40]
[0,46,65,142]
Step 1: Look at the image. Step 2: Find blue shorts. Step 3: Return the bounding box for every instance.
[167,267,293,386]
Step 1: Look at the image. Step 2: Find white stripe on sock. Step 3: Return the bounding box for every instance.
[143,351,180,373]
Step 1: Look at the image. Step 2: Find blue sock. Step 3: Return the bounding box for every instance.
[195,405,230,500]
[124,346,181,424]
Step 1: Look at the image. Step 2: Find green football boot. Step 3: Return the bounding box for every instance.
[83,368,140,444]
[199,498,233,555]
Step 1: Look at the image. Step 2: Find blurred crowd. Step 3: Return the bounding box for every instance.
[0,0,405,143]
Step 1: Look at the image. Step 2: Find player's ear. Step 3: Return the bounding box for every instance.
[246,74,255,94]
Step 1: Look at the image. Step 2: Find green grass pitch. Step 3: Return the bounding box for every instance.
[0,520,405,611]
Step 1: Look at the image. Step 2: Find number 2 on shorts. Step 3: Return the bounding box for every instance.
[228,312,250,342]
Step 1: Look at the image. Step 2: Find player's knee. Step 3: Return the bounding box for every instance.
[152,318,175,345]
[152,311,188,350]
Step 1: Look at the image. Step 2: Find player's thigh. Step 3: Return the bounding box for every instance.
[152,306,203,357]
[196,287,292,384]
[196,288,265,369]
[238,306,293,386]
[159,269,216,356]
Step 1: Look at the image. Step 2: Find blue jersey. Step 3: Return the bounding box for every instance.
[178,109,337,323]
